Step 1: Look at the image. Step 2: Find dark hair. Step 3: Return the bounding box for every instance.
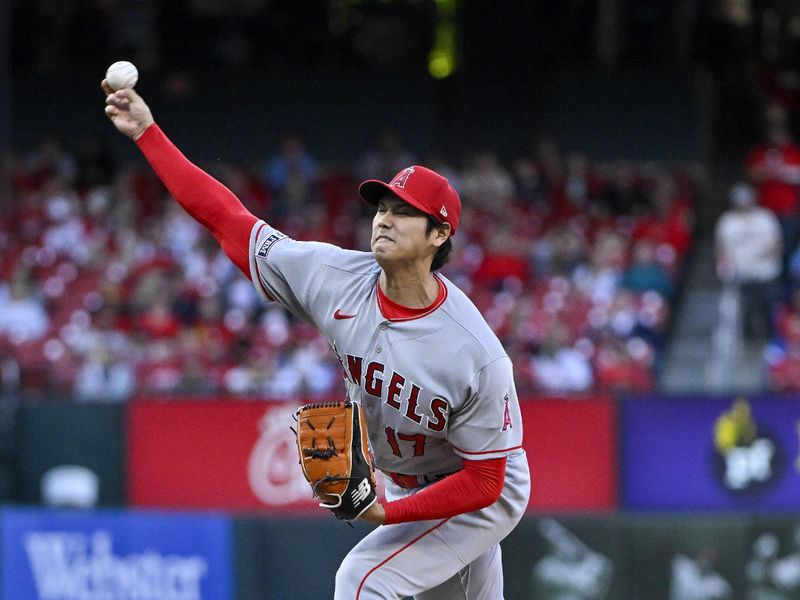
[426,216,453,272]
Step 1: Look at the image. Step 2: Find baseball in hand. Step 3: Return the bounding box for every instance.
[105,61,138,90]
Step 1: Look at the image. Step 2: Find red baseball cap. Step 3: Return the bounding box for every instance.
[358,165,461,235]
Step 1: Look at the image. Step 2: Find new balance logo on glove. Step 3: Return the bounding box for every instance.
[351,478,372,506]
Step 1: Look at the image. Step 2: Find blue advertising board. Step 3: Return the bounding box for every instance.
[0,507,232,600]
[622,395,800,510]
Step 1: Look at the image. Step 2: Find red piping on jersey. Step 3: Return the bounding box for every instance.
[355,518,450,599]
[376,275,447,322]
[450,443,523,455]
[254,223,266,245]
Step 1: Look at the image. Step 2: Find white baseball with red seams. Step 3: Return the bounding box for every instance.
[248,220,530,599]
[105,61,138,90]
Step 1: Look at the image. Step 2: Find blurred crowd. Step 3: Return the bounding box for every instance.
[0,129,698,402]
[716,99,800,392]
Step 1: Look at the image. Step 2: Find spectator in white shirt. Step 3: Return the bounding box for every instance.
[715,182,783,340]
[530,325,594,392]
[74,346,135,402]
[0,270,50,344]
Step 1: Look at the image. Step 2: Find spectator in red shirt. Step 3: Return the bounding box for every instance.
[746,112,800,269]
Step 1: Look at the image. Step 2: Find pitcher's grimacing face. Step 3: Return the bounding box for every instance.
[371,196,436,266]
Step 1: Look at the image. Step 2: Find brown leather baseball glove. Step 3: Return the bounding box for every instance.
[294,400,377,521]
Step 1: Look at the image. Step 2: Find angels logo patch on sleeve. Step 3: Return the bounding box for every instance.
[502,393,513,431]
[257,231,287,257]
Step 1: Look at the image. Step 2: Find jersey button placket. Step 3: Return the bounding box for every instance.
[361,319,386,410]
[364,318,390,413]
[376,321,390,355]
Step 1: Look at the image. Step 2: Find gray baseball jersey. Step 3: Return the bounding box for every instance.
[248,220,530,599]
[248,221,523,474]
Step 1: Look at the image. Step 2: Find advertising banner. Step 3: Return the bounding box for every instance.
[622,515,750,600]
[622,395,800,510]
[128,399,317,511]
[502,515,765,600]
[501,516,625,600]
[0,507,232,600]
[521,397,617,512]
[128,396,618,512]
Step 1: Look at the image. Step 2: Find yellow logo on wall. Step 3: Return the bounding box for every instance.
[713,398,776,491]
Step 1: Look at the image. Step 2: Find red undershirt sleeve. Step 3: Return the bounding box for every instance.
[135,123,258,277]
[382,457,507,524]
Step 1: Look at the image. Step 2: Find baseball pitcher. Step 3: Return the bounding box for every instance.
[103,81,530,600]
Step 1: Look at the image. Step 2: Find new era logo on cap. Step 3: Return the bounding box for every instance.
[358,165,462,235]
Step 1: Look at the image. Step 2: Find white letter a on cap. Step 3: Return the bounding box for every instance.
[391,166,415,188]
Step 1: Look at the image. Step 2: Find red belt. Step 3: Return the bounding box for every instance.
[385,471,454,489]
